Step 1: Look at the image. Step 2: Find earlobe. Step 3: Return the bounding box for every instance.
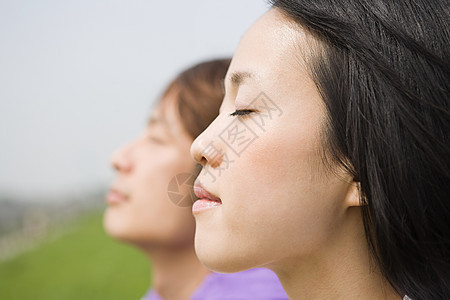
[345,181,362,207]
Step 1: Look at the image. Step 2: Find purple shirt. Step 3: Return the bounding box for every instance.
[142,268,288,300]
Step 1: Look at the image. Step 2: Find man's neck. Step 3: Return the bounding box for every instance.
[144,244,210,300]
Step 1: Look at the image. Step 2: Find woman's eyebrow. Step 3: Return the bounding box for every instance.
[227,71,255,89]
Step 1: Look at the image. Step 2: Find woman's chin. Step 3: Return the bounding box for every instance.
[194,238,256,274]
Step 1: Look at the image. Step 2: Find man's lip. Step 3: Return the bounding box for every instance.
[193,181,221,203]
[106,188,129,205]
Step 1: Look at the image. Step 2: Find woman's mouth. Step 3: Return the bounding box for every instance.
[192,181,222,214]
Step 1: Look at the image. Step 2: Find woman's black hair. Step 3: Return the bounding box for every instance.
[269,0,450,298]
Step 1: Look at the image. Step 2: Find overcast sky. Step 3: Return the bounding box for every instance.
[0,0,268,199]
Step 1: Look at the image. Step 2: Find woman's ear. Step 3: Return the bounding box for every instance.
[344,181,361,207]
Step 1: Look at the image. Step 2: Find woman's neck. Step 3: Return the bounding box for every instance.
[143,244,210,300]
[272,207,400,299]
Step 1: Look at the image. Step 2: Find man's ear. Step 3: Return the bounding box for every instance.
[344,181,361,207]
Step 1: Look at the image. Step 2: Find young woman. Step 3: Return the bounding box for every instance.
[104,59,287,300]
[190,1,449,299]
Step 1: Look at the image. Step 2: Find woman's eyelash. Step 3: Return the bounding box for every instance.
[229,109,254,117]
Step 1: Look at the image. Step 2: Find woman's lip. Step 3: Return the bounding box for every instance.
[193,182,221,203]
[106,189,129,205]
[192,199,221,214]
[192,181,222,214]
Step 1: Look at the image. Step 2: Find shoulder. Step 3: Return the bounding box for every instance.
[191,268,288,300]
[141,289,163,300]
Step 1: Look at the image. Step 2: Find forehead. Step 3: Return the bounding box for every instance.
[149,95,177,127]
[226,8,314,89]
[148,93,192,141]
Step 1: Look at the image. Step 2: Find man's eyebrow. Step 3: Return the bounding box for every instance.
[147,116,164,126]
[147,117,157,125]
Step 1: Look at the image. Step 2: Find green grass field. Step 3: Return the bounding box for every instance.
[0,212,150,299]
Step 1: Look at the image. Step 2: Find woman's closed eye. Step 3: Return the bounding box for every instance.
[229,109,254,117]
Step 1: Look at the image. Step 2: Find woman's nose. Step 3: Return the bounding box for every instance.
[190,122,224,169]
